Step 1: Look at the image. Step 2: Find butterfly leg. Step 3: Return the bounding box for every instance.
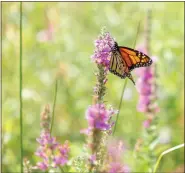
[126,73,135,85]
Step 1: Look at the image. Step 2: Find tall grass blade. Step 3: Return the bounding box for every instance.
[153,143,184,173]
[50,79,58,134]
[112,78,127,135]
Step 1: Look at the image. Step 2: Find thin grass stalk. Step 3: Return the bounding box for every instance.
[112,20,141,135]
[153,143,184,173]
[50,79,63,171]
[19,2,23,172]
[112,78,127,135]
[50,79,58,134]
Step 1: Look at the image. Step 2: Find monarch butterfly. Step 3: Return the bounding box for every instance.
[109,42,152,84]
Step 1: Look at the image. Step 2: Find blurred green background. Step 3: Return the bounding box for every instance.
[2,2,184,172]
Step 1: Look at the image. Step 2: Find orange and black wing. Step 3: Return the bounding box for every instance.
[109,50,136,84]
[109,50,127,79]
[118,47,152,72]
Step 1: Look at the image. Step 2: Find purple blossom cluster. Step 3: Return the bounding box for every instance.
[81,104,117,135]
[91,30,115,70]
[34,130,70,170]
[33,105,70,171]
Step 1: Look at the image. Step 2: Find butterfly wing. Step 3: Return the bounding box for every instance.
[118,46,152,72]
[109,50,127,79]
[109,50,135,84]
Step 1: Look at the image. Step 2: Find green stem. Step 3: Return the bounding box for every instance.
[112,78,127,135]
[50,79,58,134]
[153,143,184,173]
[19,2,23,172]
[132,20,141,48]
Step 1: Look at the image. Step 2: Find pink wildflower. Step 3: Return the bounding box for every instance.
[91,29,115,70]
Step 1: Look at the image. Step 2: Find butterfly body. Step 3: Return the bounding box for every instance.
[109,42,152,84]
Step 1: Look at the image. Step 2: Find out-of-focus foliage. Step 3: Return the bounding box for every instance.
[2,2,184,172]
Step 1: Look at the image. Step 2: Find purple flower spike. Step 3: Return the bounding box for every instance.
[34,105,70,171]
[91,28,115,70]
[136,55,159,115]
[35,131,70,170]
[135,44,160,130]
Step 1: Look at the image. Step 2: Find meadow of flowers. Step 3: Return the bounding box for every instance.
[2,2,184,173]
